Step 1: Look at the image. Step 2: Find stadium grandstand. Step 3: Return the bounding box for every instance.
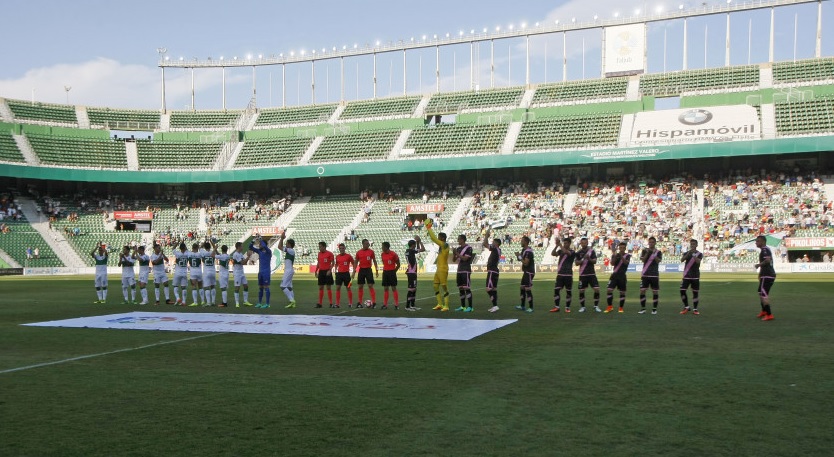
[1,0,834,275]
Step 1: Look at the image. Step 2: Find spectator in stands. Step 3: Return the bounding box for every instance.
[26,247,33,260]
[34,248,40,259]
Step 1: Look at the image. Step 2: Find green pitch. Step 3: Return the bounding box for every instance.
[1,273,833,457]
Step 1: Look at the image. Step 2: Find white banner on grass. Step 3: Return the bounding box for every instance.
[23,312,517,341]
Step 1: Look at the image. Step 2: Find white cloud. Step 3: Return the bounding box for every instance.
[0,58,251,110]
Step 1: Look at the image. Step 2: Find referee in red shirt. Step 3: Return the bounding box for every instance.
[316,242,335,308]
[334,243,354,308]
[352,239,378,308]
[380,241,401,310]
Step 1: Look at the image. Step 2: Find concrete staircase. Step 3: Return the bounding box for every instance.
[328,105,346,124]
[519,88,536,109]
[16,196,87,268]
[76,106,90,129]
[0,98,15,122]
[760,104,776,139]
[13,134,40,165]
[388,130,413,160]
[298,137,324,165]
[0,248,22,268]
[618,115,635,147]
[220,141,245,170]
[625,76,641,101]
[125,142,139,170]
[500,121,523,154]
[413,94,431,118]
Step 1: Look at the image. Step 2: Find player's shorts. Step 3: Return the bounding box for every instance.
[456,271,471,289]
[357,267,375,285]
[607,276,627,292]
[121,274,136,287]
[233,271,248,287]
[521,271,535,289]
[555,275,573,290]
[202,272,216,287]
[381,270,398,287]
[189,270,202,281]
[486,271,499,290]
[640,276,660,291]
[758,277,775,298]
[280,270,294,289]
[219,272,229,289]
[95,273,108,288]
[138,270,150,284]
[680,278,700,291]
[173,273,188,288]
[407,272,418,291]
[335,272,351,287]
[153,272,169,285]
[317,270,334,286]
[433,269,449,287]
[578,275,600,290]
[258,271,271,286]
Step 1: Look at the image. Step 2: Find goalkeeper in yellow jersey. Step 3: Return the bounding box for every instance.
[425,218,450,311]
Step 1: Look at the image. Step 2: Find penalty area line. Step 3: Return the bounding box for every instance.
[0,333,223,375]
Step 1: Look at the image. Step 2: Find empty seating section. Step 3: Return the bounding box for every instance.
[532,78,629,105]
[255,105,338,127]
[7,100,77,124]
[339,96,422,120]
[639,66,759,95]
[310,130,400,163]
[425,88,524,113]
[136,142,222,169]
[773,58,834,83]
[774,95,834,135]
[287,196,365,258]
[0,221,62,267]
[0,132,24,163]
[514,113,621,151]
[405,123,508,157]
[27,134,127,168]
[234,137,313,168]
[87,108,160,129]
[170,111,240,129]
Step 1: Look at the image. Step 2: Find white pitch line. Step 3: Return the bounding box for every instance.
[0,333,222,375]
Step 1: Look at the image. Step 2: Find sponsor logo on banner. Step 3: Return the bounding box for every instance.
[113,211,153,220]
[406,204,445,214]
[0,268,23,276]
[583,148,669,162]
[24,312,518,341]
[792,263,834,273]
[630,106,760,146]
[784,237,834,249]
[251,226,285,236]
[604,24,646,75]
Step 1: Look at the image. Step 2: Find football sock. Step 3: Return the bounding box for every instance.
[141,288,148,302]
[593,291,600,306]
[681,290,689,307]
[358,289,364,304]
[164,287,170,300]
[155,287,160,301]
[384,290,389,305]
[607,291,614,306]
[619,293,626,307]
[102,288,107,300]
[764,304,772,315]
[640,292,647,308]
[346,288,353,305]
[652,293,659,309]
[259,288,264,303]
[526,290,534,308]
[565,291,572,307]
[211,289,216,304]
[264,288,271,305]
[554,288,561,307]
[199,289,205,303]
[369,288,376,303]
[221,288,227,304]
[466,291,472,307]
[318,290,324,305]
[336,290,341,305]
[327,290,333,305]
[174,286,180,301]
[579,291,585,307]
[192,289,198,303]
[393,290,399,305]
[243,291,249,302]
[459,289,466,307]
[692,291,699,309]
[122,286,129,301]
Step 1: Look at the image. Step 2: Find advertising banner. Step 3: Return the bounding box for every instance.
[784,237,834,250]
[251,226,285,236]
[406,204,445,214]
[113,211,153,220]
[630,106,760,146]
[604,24,646,75]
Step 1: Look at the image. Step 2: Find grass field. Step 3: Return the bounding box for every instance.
[1,273,833,457]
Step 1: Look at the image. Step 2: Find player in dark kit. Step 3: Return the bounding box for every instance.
[550,237,576,313]
[755,235,777,321]
[575,237,602,313]
[639,236,662,314]
[334,243,354,308]
[404,236,425,311]
[514,236,535,313]
[316,241,335,308]
[453,234,474,312]
[679,239,703,315]
[605,242,631,313]
[482,230,502,313]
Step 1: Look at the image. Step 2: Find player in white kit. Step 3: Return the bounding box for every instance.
[150,244,173,305]
[187,243,204,306]
[201,241,217,307]
[216,245,231,307]
[118,245,137,304]
[136,245,151,305]
[231,242,252,307]
[91,242,109,303]
[277,233,297,308]
[172,243,189,306]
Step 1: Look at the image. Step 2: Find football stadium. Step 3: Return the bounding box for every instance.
[2,0,834,455]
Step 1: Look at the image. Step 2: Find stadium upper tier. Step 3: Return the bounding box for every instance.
[2,58,834,179]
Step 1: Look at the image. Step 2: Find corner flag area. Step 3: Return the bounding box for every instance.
[24,312,517,341]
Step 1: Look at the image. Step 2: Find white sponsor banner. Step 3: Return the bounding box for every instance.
[24,312,517,341]
[604,24,645,75]
[630,106,760,146]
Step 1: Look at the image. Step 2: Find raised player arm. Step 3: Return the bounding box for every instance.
[90,243,99,259]
[551,244,562,257]
[426,224,443,248]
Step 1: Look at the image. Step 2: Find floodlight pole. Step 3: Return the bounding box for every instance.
[403,49,407,95]
[769,7,775,62]
[525,35,530,86]
[562,31,567,82]
[725,12,731,67]
[222,68,226,110]
[340,56,345,102]
[816,0,822,58]
[190,68,195,111]
[311,60,316,104]
[683,17,688,70]
[490,39,494,89]
[469,40,474,90]
[160,67,166,113]
[373,50,377,99]
[282,63,286,108]
[252,66,257,106]
[435,45,440,93]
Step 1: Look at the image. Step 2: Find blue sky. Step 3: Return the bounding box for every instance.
[0,0,831,110]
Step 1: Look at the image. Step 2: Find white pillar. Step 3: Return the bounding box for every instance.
[403,49,408,95]
[769,7,775,63]
[816,0,823,58]
[725,12,731,67]
[190,68,195,111]
[340,57,345,102]
[562,32,567,82]
[683,18,688,70]
[221,67,226,110]
[373,52,377,99]
[490,39,495,88]
[435,45,440,93]
[160,67,166,113]
[282,64,286,108]
[525,35,530,86]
